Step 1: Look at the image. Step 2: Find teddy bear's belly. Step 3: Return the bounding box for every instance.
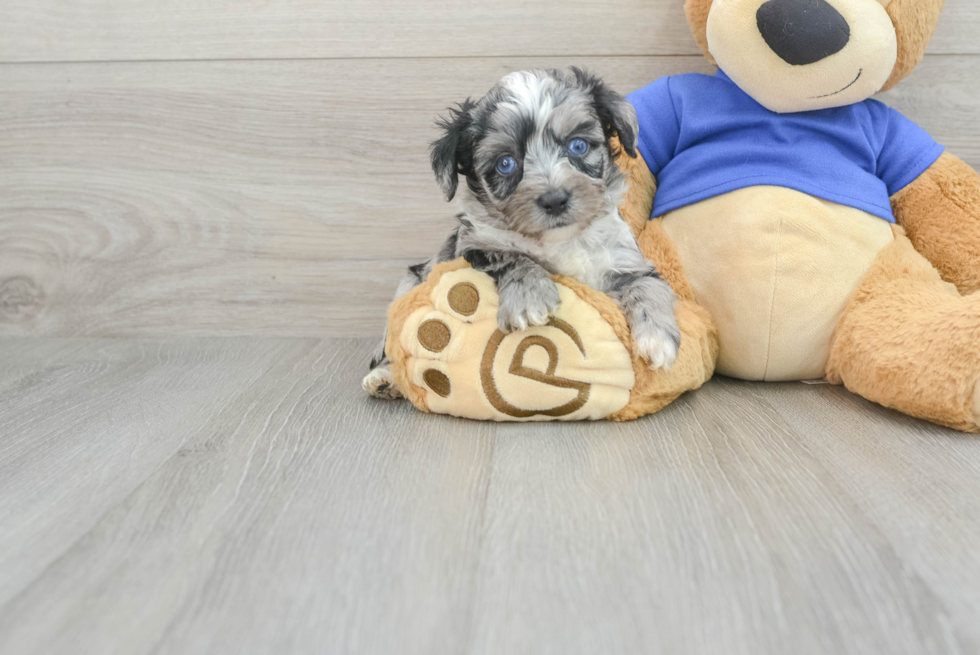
[660,185,895,381]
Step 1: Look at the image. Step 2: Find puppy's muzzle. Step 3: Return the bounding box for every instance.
[537,189,572,216]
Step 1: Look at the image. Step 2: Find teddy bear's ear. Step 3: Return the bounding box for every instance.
[684,0,716,65]
[570,67,639,159]
[880,0,945,93]
[430,100,475,201]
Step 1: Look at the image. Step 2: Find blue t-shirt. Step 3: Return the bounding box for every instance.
[626,70,944,223]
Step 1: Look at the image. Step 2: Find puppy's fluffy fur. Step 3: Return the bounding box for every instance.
[364,68,680,399]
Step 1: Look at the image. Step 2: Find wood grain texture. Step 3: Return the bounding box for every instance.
[0,338,497,655]
[754,383,980,652]
[2,338,980,654]
[1,55,978,338]
[0,0,975,62]
[0,337,313,607]
[466,386,968,655]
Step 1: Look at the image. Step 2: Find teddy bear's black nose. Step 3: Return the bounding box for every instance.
[757,0,850,66]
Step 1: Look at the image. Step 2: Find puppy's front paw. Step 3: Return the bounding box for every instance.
[632,320,681,371]
[497,275,561,333]
[362,367,404,400]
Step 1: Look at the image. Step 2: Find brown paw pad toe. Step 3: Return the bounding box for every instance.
[447,282,480,316]
[422,369,452,397]
[418,319,451,353]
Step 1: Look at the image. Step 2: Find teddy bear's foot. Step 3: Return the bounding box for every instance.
[384,262,639,421]
[383,259,720,422]
[362,367,404,400]
[827,231,980,433]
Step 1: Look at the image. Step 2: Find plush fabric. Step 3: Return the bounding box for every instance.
[659,0,977,432]
[661,185,894,381]
[683,0,945,93]
[609,287,719,422]
[703,0,898,113]
[391,263,634,421]
[684,0,715,65]
[628,70,944,221]
[613,137,658,240]
[892,152,980,296]
[881,0,947,92]
[827,226,980,433]
[612,142,698,304]
[386,258,717,422]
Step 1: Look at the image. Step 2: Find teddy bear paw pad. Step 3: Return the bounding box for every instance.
[395,267,636,421]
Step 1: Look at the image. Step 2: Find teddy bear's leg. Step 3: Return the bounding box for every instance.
[892,153,980,296]
[386,259,652,421]
[607,144,719,420]
[826,227,980,433]
[605,224,719,421]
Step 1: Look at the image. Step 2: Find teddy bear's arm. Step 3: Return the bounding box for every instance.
[613,142,699,304]
[614,139,657,240]
[892,152,980,296]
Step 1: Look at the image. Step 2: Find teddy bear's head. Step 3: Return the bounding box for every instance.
[685,0,944,113]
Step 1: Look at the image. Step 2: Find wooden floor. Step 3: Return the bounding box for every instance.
[2,336,980,655]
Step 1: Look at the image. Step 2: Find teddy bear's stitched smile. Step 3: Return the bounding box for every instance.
[810,68,863,99]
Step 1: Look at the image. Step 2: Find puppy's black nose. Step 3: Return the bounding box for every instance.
[537,189,571,216]
[757,0,850,66]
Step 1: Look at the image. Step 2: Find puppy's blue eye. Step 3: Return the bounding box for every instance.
[496,155,518,175]
[568,138,589,156]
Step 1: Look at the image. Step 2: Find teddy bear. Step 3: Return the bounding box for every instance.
[385,0,980,432]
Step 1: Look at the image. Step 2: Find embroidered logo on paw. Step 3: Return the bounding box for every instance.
[398,268,635,421]
[481,319,591,418]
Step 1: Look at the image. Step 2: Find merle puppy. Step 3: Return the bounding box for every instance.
[364,68,680,399]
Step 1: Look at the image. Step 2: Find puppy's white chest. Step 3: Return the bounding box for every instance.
[538,226,619,289]
[547,245,605,287]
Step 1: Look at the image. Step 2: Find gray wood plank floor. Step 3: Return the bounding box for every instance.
[2,337,979,655]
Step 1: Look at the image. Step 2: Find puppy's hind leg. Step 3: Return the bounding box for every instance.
[363,329,404,400]
[363,367,403,400]
[362,264,426,400]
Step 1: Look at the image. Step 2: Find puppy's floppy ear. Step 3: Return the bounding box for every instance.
[571,67,639,159]
[430,99,475,201]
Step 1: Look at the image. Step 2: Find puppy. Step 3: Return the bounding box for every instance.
[364,68,680,400]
